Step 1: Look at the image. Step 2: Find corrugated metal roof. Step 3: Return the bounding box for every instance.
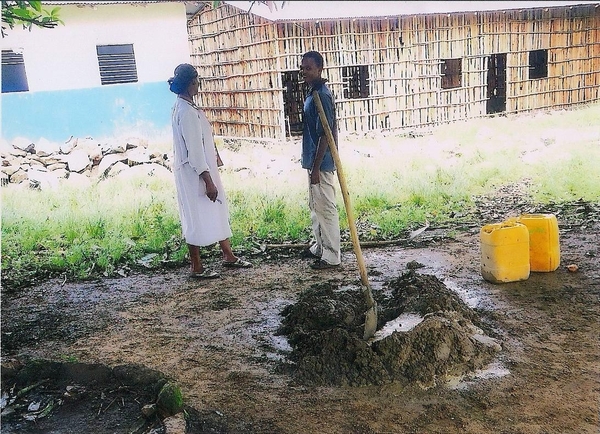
[41,1,204,18]
[224,1,599,21]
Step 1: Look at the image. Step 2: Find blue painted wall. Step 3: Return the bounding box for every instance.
[1,81,176,142]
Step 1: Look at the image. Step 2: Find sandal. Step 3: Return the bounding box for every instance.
[223,258,253,268]
[310,259,340,270]
[189,270,220,279]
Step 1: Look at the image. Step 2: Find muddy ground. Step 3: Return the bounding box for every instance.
[2,192,600,433]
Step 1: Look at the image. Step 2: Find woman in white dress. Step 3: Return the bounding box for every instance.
[168,63,251,278]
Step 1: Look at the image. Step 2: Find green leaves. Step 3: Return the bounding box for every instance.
[2,0,63,37]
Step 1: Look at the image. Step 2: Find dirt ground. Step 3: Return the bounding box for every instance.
[2,194,599,433]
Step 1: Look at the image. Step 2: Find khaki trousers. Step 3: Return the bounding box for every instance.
[308,170,341,265]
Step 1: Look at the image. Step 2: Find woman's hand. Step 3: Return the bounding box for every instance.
[201,172,218,202]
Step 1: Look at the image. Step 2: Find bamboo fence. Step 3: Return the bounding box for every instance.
[188,3,600,140]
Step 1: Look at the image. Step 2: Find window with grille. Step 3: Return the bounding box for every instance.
[529,49,548,79]
[441,58,462,89]
[96,44,138,85]
[342,65,369,99]
[2,49,29,93]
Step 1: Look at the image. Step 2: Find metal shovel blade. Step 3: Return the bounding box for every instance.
[363,303,378,340]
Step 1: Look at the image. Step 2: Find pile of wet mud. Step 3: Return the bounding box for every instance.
[277,271,501,387]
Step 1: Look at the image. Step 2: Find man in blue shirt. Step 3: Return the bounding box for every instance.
[300,51,341,269]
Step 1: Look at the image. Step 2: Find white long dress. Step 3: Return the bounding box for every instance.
[171,97,232,246]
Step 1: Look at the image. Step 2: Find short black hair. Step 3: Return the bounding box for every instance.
[302,51,324,68]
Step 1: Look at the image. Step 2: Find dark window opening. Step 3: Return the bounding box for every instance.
[97,44,138,85]
[529,49,548,79]
[342,65,370,99]
[441,58,462,89]
[282,70,308,136]
[2,50,29,93]
[487,53,507,115]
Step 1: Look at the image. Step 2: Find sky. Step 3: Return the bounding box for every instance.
[224,1,599,20]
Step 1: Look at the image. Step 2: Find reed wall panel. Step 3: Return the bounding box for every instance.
[188,3,600,139]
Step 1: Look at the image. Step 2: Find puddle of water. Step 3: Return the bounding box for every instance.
[238,299,293,360]
[443,279,485,309]
[446,361,510,390]
[370,313,425,342]
[265,334,292,361]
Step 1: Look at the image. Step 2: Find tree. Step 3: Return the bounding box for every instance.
[2,1,63,38]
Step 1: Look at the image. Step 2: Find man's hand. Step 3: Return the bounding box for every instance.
[310,170,320,185]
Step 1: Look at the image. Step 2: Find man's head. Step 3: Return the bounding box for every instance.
[168,63,199,95]
[301,51,324,86]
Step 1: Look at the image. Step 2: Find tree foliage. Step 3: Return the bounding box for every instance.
[2,1,63,37]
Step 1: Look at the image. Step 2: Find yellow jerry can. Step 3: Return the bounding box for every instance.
[480,220,530,283]
[517,213,560,272]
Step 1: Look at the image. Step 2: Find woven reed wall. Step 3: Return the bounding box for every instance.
[188,4,282,138]
[189,3,600,139]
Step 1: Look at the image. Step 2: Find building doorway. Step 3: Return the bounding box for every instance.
[486,53,507,114]
[282,70,307,136]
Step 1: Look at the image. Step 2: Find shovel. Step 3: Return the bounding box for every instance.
[312,90,378,340]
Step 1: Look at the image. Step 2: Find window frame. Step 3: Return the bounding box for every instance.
[529,49,548,80]
[96,43,138,85]
[1,49,29,93]
[441,58,462,89]
[342,65,370,99]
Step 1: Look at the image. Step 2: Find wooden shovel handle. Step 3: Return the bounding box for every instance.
[312,91,374,306]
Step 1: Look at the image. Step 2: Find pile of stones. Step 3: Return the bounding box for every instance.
[1,136,173,190]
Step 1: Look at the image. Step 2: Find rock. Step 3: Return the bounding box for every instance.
[115,163,172,182]
[105,161,129,178]
[75,137,100,154]
[141,403,157,418]
[2,165,21,177]
[61,136,77,154]
[162,413,186,434]
[9,148,27,157]
[90,148,103,166]
[150,156,170,169]
[36,138,60,157]
[156,382,183,416]
[10,169,27,184]
[126,148,151,166]
[98,154,126,177]
[145,163,172,178]
[12,137,35,153]
[124,137,147,149]
[28,167,60,191]
[65,149,91,172]
[53,168,69,179]
[62,172,92,189]
[40,156,61,166]
[101,139,126,155]
[47,162,68,171]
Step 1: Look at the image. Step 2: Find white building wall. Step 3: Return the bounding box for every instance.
[1,2,190,92]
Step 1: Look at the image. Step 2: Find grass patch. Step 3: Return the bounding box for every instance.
[2,103,600,288]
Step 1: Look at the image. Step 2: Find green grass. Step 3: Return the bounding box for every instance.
[2,103,600,288]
